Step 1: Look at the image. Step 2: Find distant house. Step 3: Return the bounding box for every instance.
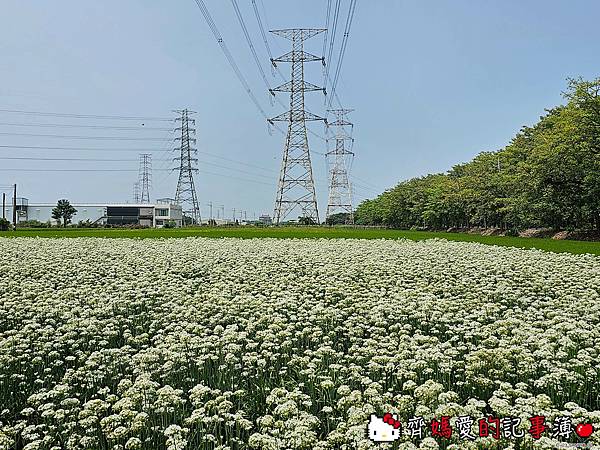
[258,214,272,225]
[5,198,183,227]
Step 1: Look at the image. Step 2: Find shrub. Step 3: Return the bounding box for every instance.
[0,217,11,231]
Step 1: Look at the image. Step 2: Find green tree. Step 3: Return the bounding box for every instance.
[0,218,10,231]
[325,213,352,225]
[51,199,77,228]
[355,77,600,232]
[298,216,317,226]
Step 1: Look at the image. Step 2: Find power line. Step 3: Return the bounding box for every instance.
[0,168,149,172]
[0,122,173,131]
[0,156,144,162]
[191,0,287,136]
[324,0,342,95]
[351,174,383,191]
[0,167,272,186]
[0,145,173,152]
[192,0,270,121]
[0,144,277,173]
[0,109,174,121]
[329,0,357,107]
[323,0,333,72]
[251,0,274,61]
[0,132,174,141]
[0,144,322,185]
[320,0,345,110]
[189,159,274,179]
[251,0,286,82]
[230,0,271,90]
[0,155,290,182]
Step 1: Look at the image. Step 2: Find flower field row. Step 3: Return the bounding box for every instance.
[0,237,599,449]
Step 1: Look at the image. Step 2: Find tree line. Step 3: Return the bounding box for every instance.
[354,78,600,231]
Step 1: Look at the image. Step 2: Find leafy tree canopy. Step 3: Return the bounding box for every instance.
[355,78,600,231]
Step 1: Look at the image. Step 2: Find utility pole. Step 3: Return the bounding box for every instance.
[232,208,236,222]
[133,182,141,204]
[268,28,327,225]
[174,109,201,224]
[12,184,17,227]
[326,109,355,224]
[139,154,152,203]
[219,205,225,221]
[2,192,5,219]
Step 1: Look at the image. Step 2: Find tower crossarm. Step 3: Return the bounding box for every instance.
[175,137,197,144]
[269,110,326,123]
[328,119,353,127]
[326,148,354,156]
[173,156,199,163]
[270,28,326,41]
[269,81,325,94]
[271,51,325,65]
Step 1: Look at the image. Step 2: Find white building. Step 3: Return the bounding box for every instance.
[259,214,273,225]
[3,198,183,228]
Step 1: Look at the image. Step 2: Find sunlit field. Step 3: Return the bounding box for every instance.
[1,238,599,449]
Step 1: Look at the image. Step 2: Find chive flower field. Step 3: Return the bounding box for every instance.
[0,237,599,449]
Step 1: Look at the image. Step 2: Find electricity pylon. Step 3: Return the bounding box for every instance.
[174,109,201,224]
[326,109,354,224]
[133,182,141,203]
[138,153,152,204]
[268,28,327,225]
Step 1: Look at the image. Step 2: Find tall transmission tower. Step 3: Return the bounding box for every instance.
[268,28,327,225]
[325,109,354,224]
[133,182,141,203]
[138,153,152,203]
[174,109,201,224]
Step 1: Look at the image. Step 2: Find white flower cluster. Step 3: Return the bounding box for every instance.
[0,237,599,449]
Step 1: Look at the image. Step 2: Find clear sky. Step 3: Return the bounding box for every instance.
[1,0,599,220]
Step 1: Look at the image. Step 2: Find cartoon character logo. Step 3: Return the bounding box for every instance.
[368,413,402,442]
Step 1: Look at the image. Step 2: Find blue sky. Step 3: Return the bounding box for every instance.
[1,0,599,219]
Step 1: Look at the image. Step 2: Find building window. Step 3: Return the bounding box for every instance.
[156,208,169,217]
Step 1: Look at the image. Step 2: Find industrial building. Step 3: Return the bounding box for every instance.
[3,198,183,228]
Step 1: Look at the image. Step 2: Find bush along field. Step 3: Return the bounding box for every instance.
[0,237,599,449]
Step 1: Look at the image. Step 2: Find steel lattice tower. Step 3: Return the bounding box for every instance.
[133,182,141,203]
[326,109,354,224]
[138,153,152,204]
[174,109,201,224]
[268,28,327,225]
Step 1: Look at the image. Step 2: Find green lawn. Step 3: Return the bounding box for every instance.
[2,226,599,255]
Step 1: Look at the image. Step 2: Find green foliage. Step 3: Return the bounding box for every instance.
[19,220,51,228]
[298,216,317,225]
[51,199,77,228]
[163,220,177,229]
[0,218,11,231]
[355,78,600,231]
[77,219,99,228]
[325,212,352,225]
